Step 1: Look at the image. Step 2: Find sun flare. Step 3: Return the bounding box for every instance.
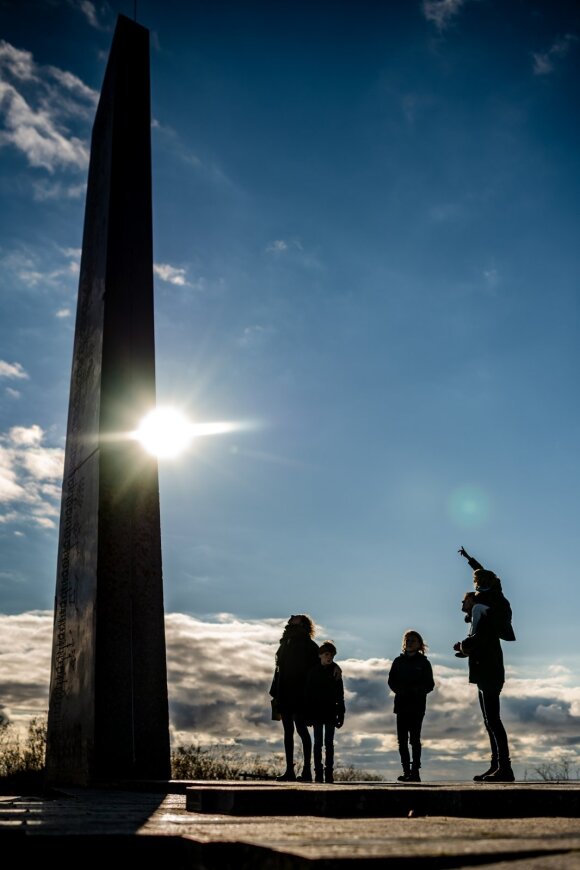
[134,408,239,459]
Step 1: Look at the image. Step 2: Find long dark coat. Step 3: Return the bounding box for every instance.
[270,630,319,715]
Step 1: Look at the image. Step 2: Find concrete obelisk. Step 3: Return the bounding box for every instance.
[46,14,170,785]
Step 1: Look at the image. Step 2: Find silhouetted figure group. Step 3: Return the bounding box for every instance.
[270,615,344,783]
[269,548,516,783]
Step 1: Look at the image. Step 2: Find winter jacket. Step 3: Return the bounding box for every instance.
[304,662,345,726]
[269,629,319,714]
[460,607,505,688]
[387,653,434,715]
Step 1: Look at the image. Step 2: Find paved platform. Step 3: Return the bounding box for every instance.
[2,783,580,868]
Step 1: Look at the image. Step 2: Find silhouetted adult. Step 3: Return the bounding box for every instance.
[270,614,319,782]
[454,548,515,782]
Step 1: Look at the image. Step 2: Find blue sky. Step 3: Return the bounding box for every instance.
[1,0,580,776]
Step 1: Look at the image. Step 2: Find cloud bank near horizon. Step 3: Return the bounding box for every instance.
[1,610,579,779]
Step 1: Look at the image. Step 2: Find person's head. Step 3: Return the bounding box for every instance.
[402,630,427,656]
[462,591,477,619]
[318,640,337,666]
[473,568,500,592]
[286,614,315,638]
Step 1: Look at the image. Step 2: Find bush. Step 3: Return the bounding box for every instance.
[0,716,47,792]
[526,758,580,781]
[171,742,283,780]
[170,743,383,781]
[334,763,382,782]
[1,720,384,785]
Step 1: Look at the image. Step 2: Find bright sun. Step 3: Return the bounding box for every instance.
[134,408,239,458]
[135,408,193,459]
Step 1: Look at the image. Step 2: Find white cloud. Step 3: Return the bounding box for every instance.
[237,324,276,350]
[0,41,35,80]
[266,240,289,254]
[422,0,468,31]
[32,179,86,201]
[0,247,81,294]
[0,39,96,173]
[0,425,64,527]
[532,34,578,76]
[264,238,323,272]
[3,611,579,780]
[5,388,21,399]
[0,360,28,380]
[154,263,191,286]
[9,425,43,447]
[0,81,90,172]
[46,67,99,103]
[265,238,304,255]
[69,0,111,31]
[22,447,64,479]
[56,308,72,318]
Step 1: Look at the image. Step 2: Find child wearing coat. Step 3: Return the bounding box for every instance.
[304,641,345,783]
[387,629,434,782]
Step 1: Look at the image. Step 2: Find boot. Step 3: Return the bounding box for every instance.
[314,767,324,783]
[473,759,498,782]
[397,765,411,782]
[297,765,312,782]
[408,765,421,782]
[483,764,515,783]
[276,768,296,782]
[325,767,334,784]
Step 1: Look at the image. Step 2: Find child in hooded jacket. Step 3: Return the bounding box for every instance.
[387,629,434,782]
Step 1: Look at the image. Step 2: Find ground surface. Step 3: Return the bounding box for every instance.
[2,782,580,867]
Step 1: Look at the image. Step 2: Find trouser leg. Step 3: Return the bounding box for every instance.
[478,687,510,765]
[408,713,424,770]
[294,713,312,769]
[324,723,336,773]
[281,712,295,770]
[396,714,411,772]
[313,723,323,774]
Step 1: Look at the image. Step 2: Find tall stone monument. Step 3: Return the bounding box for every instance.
[45,14,170,785]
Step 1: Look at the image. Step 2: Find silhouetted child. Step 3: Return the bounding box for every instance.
[305,641,345,783]
[387,630,434,782]
[458,547,516,642]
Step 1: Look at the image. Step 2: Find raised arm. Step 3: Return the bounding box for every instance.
[458,546,483,572]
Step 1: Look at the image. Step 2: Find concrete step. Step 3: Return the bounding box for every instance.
[185,781,580,817]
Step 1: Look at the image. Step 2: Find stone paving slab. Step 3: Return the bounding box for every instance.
[2,788,580,867]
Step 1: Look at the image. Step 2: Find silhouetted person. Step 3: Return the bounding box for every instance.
[305,640,345,783]
[454,583,515,782]
[270,614,319,782]
[388,629,434,782]
[458,546,516,643]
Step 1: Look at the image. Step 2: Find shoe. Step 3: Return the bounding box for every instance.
[408,770,421,782]
[297,768,312,782]
[314,771,324,783]
[276,770,296,782]
[473,765,497,782]
[483,766,515,783]
[325,770,334,784]
[397,774,411,782]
